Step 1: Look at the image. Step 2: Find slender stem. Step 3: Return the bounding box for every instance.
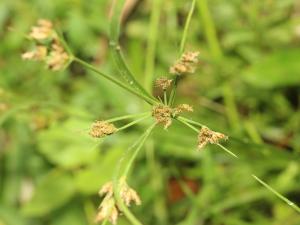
[176,117,199,133]
[74,57,157,105]
[117,115,150,131]
[110,0,155,99]
[196,0,222,60]
[169,0,197,107]
[178,116,205,127]
[216,144,238,158]
[252,174,300,213]
[180,0,196,54]
[163,91,167,105]
[106,112,150,123]
[144,0,162,92]
[113,123,156,225]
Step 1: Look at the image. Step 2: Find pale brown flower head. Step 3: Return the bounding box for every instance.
[181,51,200,63]
[155,77,172,90]
[95,179,141,224]
[152,105,173,129]
[46,43,69,71]
[29,19,54,41]
[119,179,141,206]
[22,46,47,61]
[173,104,193,116]
[170,51,200,75]
[95,197,119,224]
[197,127,228,149]
[89,121,117,138]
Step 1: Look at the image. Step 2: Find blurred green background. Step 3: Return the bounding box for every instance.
[1,0,300,224]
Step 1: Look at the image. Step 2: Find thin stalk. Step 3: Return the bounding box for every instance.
[196,0,222,60]
[252,175,300,213]
[169,0,197,106]
[106,112,150,123]
[163,91,168,105]
[216,144,238,158]
[180,0,197,54]
[74,57,157,105]
[176,117,199,133]
[110,0,155,99]
[113,123,156,225]
[178,116,205,127]
[177,117,299,213]
[117,115,151,131]
[144,0,162,92]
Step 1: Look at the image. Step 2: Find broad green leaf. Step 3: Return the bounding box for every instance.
[243,49,300,88]
[21,170,75,216]
[37,118,99,169]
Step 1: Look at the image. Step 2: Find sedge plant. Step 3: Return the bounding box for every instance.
[21,0,300,224]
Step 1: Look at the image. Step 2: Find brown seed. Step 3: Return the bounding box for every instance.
[89,121,117,138]
[152,105,173,129]
[155,77,172,90]
[197,127,227,149]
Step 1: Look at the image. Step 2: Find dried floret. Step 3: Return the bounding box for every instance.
[155,77,172,90]
[152,105,173,129]
[170,51,200,75]
[173,104,193,116]
[197,126,228,149]
[22,46,47,61]
[89,121,117,138]
[29,19,54,41]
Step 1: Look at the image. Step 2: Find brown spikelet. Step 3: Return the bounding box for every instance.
[46,42,69,71]
[29,19,54,41]
[173,104,193,116]
[22,46,48,61]
[170,51,200,75]
[89,121,117,138]
[152,105,173,129]
[197,127,228,149]
[155,77,172,90]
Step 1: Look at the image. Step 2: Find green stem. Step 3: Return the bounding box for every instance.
[176,117,199,133]
[113,123,156,225]
[216,144,238,158]
[117,115,151,131]
[169,0,197,107]
[74,57,157,105]
[252,174,300,213]
[180,0,197,54]
[106,112,150,123]
[196,0,222,60]
[144,0,162,92]
[163,91,168,105]
[178,116,205,127]
[110,0,155,99]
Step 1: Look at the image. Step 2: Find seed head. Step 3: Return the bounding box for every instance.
[46,42,69,71]
[173,104,193,116]
[95,197,119,224]
[155,77,172,90]
[170,51,200,75]
[22,46,48,61]
[197,127,228,149]
[89,121,117,138]
[95,180,141,224]
[29,19,54,41]
[152,105,173,129]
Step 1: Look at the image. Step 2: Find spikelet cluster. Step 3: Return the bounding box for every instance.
[197,126,228,149]
[22,19,70,71]
[95,180,141,224]
[89,121,117,138]
[170,51,200,75]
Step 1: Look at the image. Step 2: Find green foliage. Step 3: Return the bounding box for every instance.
[1,0,300,224]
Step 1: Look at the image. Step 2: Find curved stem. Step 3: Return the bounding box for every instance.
[180,0,196,54]
[178,116,205,127]
[113,123,156,225]
[110,0,155,100]
[117,115,151,131]
[106,112,150,123]
[74,57,157,105]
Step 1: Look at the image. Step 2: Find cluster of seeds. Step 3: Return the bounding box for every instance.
[22,19,70,71]
[197,126,228,149]
[155,77,172,90]
[152,104,193,129]
[170,51,200,75]
[95,180,141,224]
[89,121,117,138]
